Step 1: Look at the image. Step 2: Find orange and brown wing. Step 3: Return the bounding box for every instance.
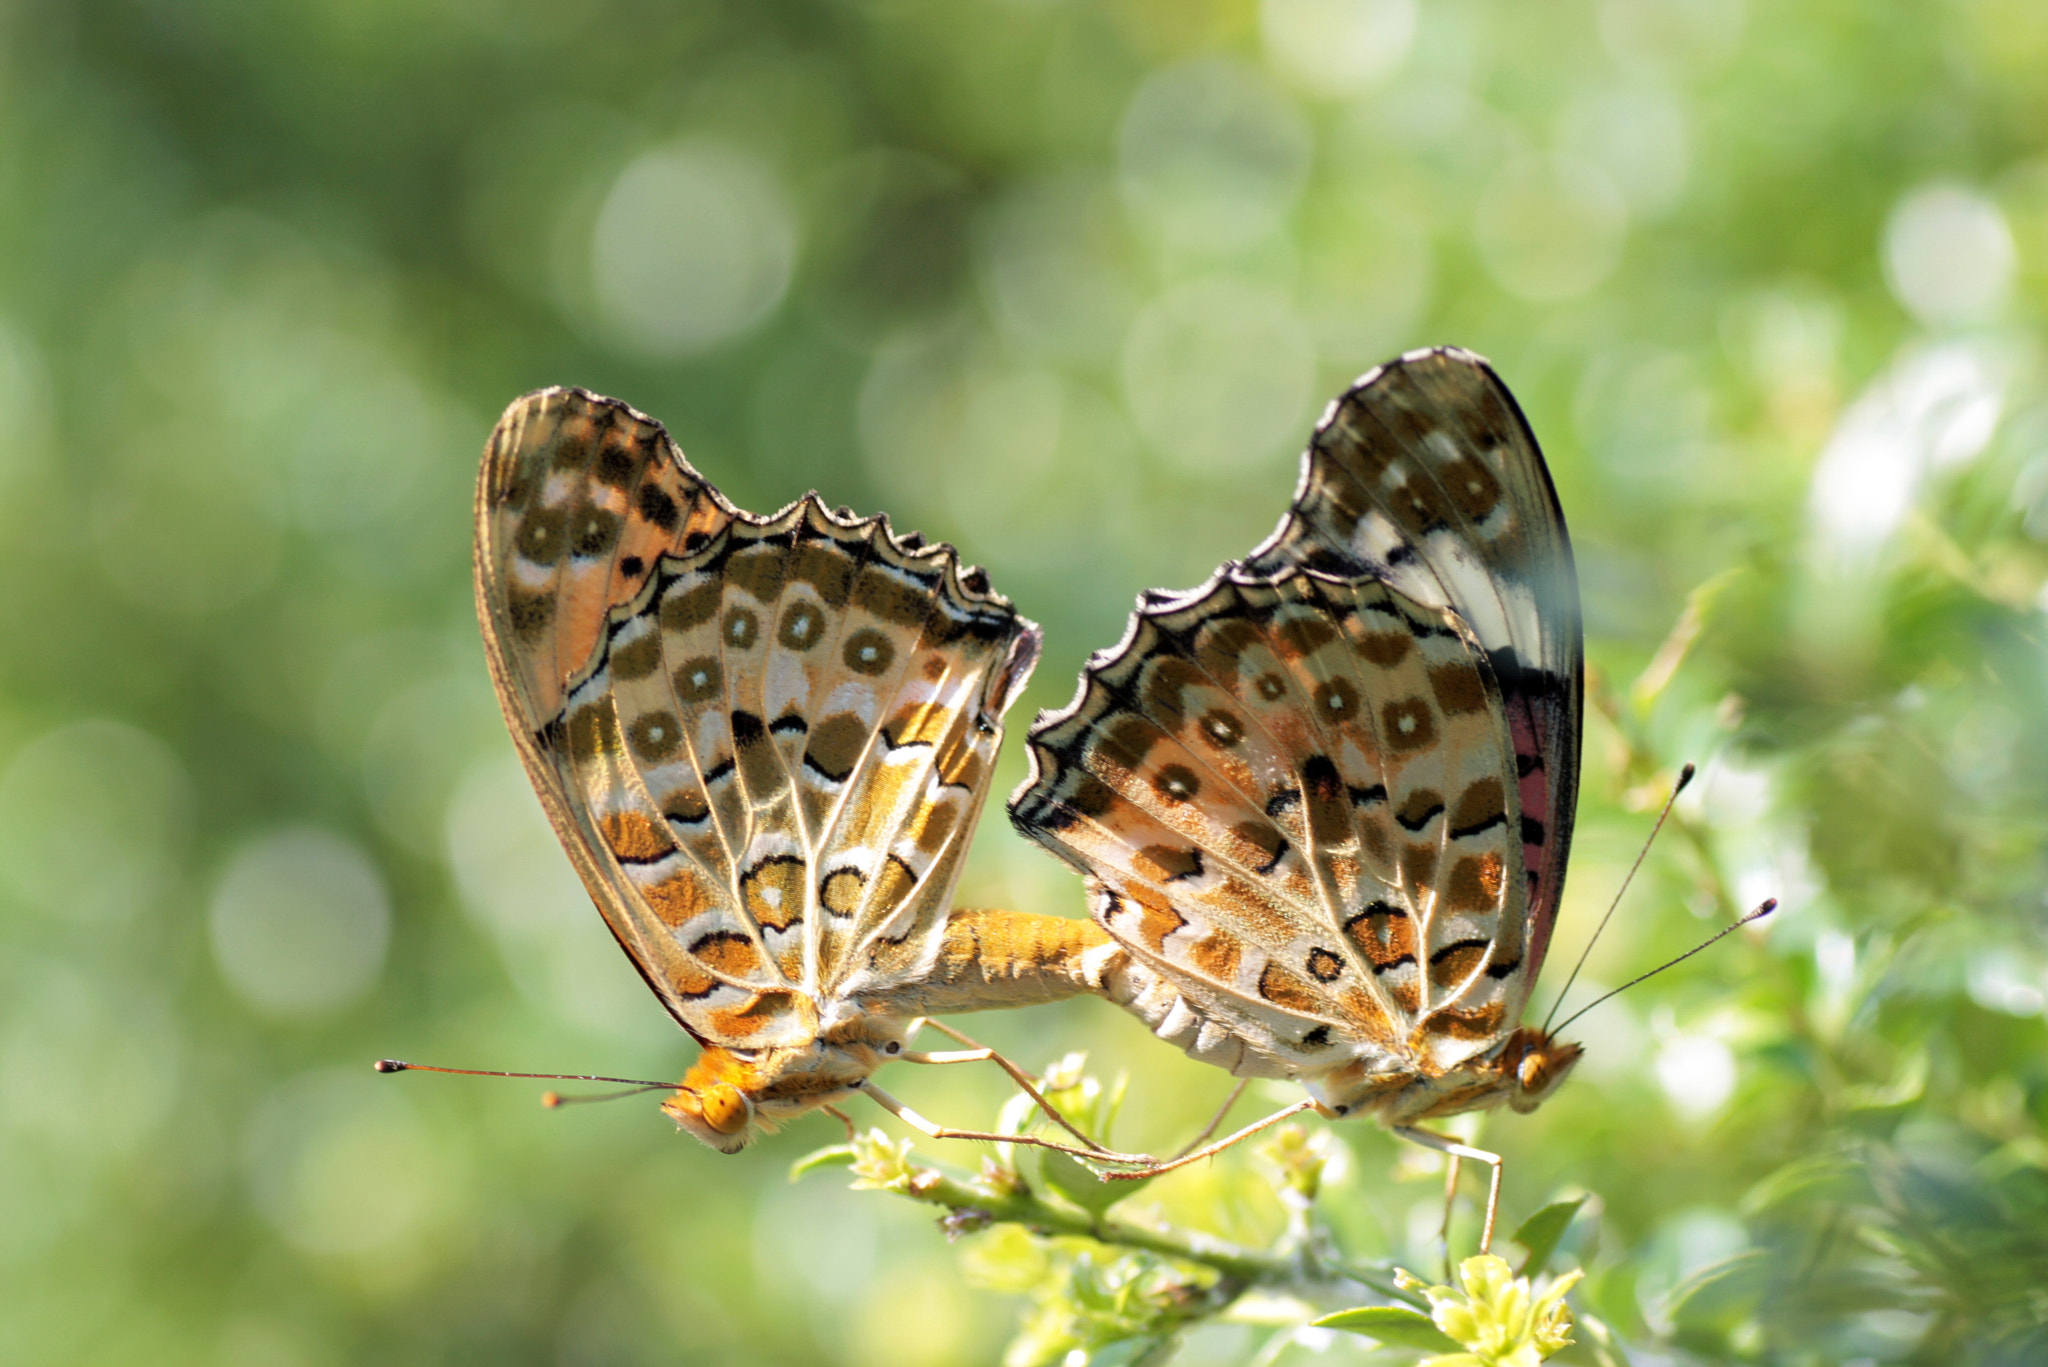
[479,388,1046,1048]
[574,497,1042,1026]
[1243,349,1581,986]
[477,388,736,725]
[1012,569,1528,1079]
[477,389,749,1044]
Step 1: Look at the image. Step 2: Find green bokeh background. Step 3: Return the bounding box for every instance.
[4,1,2047,1363]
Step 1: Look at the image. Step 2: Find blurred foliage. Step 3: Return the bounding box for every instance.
[2,0,2047,1364]
[798,1103,1600,1365]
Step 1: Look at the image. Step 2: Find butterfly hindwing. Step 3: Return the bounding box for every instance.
[1014,570,1528,1080]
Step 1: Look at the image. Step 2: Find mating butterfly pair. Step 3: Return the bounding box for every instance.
[466,348,1585,1225]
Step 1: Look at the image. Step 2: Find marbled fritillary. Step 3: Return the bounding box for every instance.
[1010,349,1585,1244]
[472,387,1122,1154]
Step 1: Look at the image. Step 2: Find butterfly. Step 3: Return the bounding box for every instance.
[1008,348,1584,1246]
[471,386,1127,1156]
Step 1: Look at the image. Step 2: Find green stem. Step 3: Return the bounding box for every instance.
[897,1165,1311,1285]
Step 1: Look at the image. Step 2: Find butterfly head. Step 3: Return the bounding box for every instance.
[1312,1026,1584,1124]
[662,1046,768,1152]
[1496,1026,1583,1114]
[662,1023,906,1152]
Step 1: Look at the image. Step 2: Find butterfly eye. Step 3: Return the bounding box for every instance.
[699,1082,752,1136]
[885,1041,901,1055]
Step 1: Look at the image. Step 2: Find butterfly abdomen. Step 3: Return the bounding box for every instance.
[892,907,1116,1014]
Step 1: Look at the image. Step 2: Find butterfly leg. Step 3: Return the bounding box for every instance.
[1172,1080,1249,1160]
[856,1080,1154,1163]
[1392,1126,1504,1256]
[1099,1098,1326,1181]
[822,1104,858,1142]
[899,1019,1115,1155]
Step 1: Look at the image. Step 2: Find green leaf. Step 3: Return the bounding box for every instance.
[1665,1249,1771,1329]
[1038,1148,1153,1214]
[1083,1333,1176,1366]
[788,1143,857,1180]
[1739,1151,1866,1217]
[1512,1197,1587,1276]
[1312,1305,1460,1350]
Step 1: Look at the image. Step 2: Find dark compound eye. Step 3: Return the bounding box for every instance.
[885,1041,901,1055]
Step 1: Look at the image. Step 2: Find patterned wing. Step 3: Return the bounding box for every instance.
[1242,348,1582,985]
[477,388,736,726]
[1011,569,1529,1080]
[479,396,1042,1049]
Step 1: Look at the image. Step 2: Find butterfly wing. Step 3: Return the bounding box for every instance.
[477,389,743,1042]
[478,390,1041,1048]
[1012,569,1529,1081]
[477,388,737,727]
[1242,348,1582,986]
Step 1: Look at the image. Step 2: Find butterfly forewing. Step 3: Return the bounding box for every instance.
[477,387,737,727]
[1242,348,1582,986]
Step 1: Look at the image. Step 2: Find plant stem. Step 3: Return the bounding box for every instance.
[899,1164,1309,1285]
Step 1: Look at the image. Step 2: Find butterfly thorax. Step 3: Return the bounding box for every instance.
[1308,1025,1583,1126]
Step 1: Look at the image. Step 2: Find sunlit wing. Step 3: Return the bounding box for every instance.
[1012,349,1588,1131]
[1011,569,1528,1080]
[1242,347,1582,985]
[476,389,1042,1052]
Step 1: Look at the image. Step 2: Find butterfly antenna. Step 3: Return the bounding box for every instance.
[539,1085,676,1107]
[374,1059,674,1107]
[1542,763,1695,1034]
[1549,897,1778,1036]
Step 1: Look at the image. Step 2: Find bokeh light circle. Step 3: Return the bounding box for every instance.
[1120,277,1315,476]
[1473,156,1629,302]
[588,140,798,358]
[1882,184,2016,329]
[0,719,191,925]
[209,828,391,1019]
